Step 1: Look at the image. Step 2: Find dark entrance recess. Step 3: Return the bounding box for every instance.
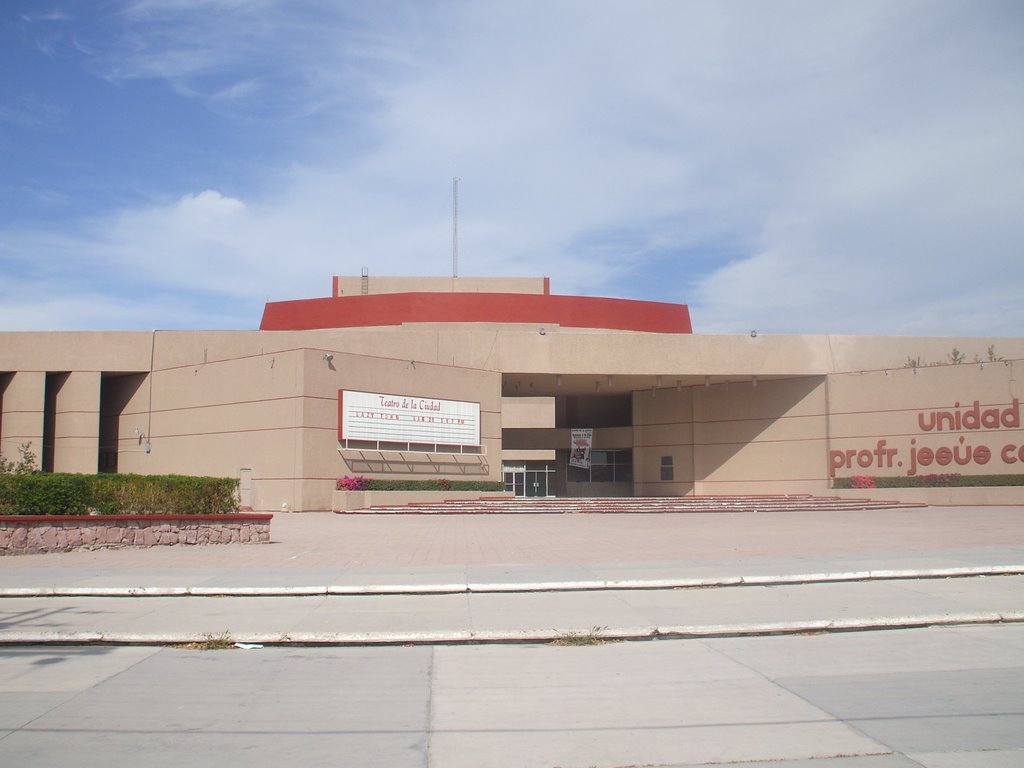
[559,394,631,428]
[41,372,70,473]
[99,373,147,473]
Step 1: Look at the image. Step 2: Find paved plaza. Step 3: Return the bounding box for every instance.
[1,505,1023,766]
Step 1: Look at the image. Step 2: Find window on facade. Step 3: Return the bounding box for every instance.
[660,455,674,481]
[567,449,633,483]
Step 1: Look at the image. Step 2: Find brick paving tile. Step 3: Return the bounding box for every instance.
[0,506,1022,571]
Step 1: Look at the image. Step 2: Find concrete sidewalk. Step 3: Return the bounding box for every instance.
[2,506,1023,644]
[3,506,1023,571]
[2,572,1023,645]
[2,505,1023,584]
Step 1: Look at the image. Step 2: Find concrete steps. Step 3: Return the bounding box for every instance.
[347,494,927,514]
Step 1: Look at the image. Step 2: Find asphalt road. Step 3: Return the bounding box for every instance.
[1,625,1022,768]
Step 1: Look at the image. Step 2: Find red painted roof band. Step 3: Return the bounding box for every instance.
[260,292,692,334]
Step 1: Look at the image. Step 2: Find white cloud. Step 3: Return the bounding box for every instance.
[3,1,1023,334]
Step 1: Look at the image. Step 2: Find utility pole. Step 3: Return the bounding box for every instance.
[452,176,459,278]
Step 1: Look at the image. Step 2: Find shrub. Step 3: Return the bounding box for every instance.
[4,474,90,515]
[849,475,876,489]
[0,443,38,475]
[834,474,1024,489]
[0,473,239,516]
[337,475,371,491]
[917,473,960,487]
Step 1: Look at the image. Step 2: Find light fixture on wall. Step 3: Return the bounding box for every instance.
[676,380,682,392]
[595,381,601,392]
[752,376,758,387]
[656,375,663,387]
[556,375,562,387]
[704,376,711,388]
[322,353,334,363]
[607,375,613,387]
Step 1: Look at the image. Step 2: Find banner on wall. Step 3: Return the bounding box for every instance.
[339,390,480,446]
[569,428,593,469]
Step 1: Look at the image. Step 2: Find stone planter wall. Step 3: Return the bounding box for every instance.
[0,514,273,556]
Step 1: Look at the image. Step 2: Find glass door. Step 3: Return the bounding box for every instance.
[504,465,526,496]
[504,463,554,497]
[525,469,548,497]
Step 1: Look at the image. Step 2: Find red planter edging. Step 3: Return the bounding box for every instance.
[0,514,273,556]
[0,514,274,523]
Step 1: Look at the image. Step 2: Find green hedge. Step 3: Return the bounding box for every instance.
[834,474,1024,489]
[0,474,240,516]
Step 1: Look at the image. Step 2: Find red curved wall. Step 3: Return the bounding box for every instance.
[260,292,692,334]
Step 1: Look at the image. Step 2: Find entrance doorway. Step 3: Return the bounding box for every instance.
[503,463,555,497]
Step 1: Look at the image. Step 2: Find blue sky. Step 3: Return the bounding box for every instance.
[1,1,1022,335]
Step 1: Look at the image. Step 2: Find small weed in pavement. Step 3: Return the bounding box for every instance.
[550,626,608,646]
[176,632,235,650]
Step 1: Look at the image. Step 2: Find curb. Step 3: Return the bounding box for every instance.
[1,612,1022,647]
[2,565,1022,598]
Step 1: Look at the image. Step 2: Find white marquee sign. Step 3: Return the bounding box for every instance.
[338,390,480,448]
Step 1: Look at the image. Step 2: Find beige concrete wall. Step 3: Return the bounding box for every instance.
[334,275,548,296]
[0,371,45,470]
[633,387,695,496]
[691,377,829,495]
[323,349,503,512]
[218,327,1024,387]
[5,329,1023,385]
[52,371,101,473]
[125,346,307,512]
[2,325,1023,506]
[286,327,1023,384]
[1,330,504,512]
[500,397,556,463]
[823,336,1024,376]
[502,450,556,461]
[501,397,554,428]
[0,332,153,372]
[105,337,505,513]
[827,360,1023,483]
[633,378,832,496]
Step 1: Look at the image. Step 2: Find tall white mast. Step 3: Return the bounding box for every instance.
[452,176,460,278]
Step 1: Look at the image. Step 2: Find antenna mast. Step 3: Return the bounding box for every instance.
[452,176,459,278]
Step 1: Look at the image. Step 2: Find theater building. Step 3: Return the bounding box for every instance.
[1,275,1022,511]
